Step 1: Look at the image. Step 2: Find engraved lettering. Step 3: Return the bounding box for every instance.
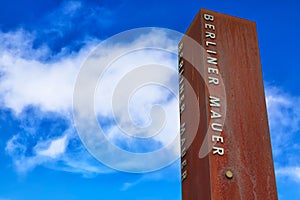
[179,83,184,95]
[181,137,186,146]
[179,59,184,69]
[179,43,183,51]
[204,14,214,21]
[208,67,219,74]
[211,110,222,119]
[205,23,215,30]
[182,170,188,181]
[180,103,185,114]
[206,31,216,39]
[208,76,219,85]
[181,147,187,157]
[213,146,224,156]
[212,135,224,143]
[181,159,187,169]
[206,41,216,46]
[209,96,221,107]
[180,122,186,135]
[207,56,217,65]
[207,49,217,55]
[180,94,185,104]
[211,123,223,132]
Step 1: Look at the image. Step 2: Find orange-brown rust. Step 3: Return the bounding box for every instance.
[180,9,278,200]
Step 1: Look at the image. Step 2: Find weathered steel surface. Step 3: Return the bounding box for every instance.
[180,9,278,200]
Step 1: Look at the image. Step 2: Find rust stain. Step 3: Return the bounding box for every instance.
[180,9,278,200]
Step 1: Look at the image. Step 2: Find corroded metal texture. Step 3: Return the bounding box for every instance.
[180,9,278,200]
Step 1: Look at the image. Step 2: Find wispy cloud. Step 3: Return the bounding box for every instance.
[266,87,300,132]
[276,167,300,182]
[265,85,300,183]
[5,127,113,175]
[0,29,113,175]
[266,86,300,159]
[73,28,181,172]
[31,0,117,53]
[120,160,180,191]
[0,30,95,114]
[36,135,68,158]
[1,28,181,174]
[0,30,50,60]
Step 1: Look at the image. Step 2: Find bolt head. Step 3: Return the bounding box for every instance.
[225,170,233,179]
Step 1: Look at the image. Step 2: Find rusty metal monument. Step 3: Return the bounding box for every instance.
[179,8,278,199]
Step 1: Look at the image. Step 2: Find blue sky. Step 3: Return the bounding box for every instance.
[0,0,299,200]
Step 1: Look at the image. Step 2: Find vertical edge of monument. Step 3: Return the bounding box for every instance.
[179,10,212,200]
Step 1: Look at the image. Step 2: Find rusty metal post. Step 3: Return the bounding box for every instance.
[179,9,278,200]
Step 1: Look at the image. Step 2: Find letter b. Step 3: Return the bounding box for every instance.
[204,14,214,21]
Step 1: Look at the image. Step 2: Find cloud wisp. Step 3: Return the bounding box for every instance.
[1,28,182,175]
[73,27,182,173]
[265,86,300,182]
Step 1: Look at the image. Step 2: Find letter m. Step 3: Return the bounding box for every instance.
[209,96,220,107]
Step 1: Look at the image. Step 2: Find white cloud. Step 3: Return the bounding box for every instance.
[36,135,68,158]
[2,28,182,174]
[73,28,181,172]
[43,0,114,39]
[120,161,180,191]
[5,131,113,175]
[0,26,104,115]
[265,86,300,187]
[62,1,82,15]
[266,87,300,132]
[265,86,300,158]
[94,49,179,143]
[5,134,27,157]
[0,37,94,114]
[0,29,50,60]
[276,167,300,182]
[5,134,46,173]
[121,178,143,191]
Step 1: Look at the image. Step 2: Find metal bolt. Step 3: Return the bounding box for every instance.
[225,170,233,179]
